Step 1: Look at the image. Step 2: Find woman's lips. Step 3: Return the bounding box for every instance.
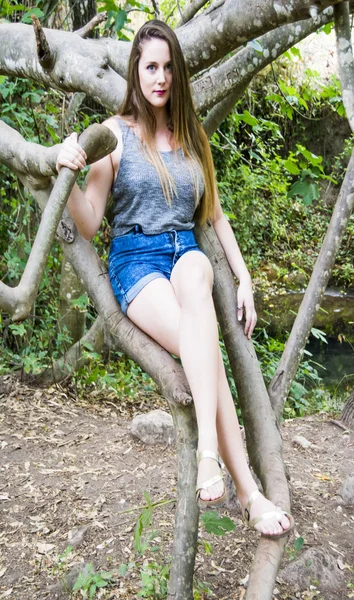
[154,90,166,96]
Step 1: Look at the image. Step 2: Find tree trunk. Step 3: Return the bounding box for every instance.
[341,390,354,429]
[58,256,86,344]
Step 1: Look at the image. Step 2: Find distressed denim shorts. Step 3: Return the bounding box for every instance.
[108,226,203,315]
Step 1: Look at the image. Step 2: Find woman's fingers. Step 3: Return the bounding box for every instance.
[57,133,87,172]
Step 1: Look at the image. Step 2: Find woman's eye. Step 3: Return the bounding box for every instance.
[166,63,172,71]
[147,65,155,71]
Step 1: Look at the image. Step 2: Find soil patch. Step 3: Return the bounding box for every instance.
[0,375,353,599]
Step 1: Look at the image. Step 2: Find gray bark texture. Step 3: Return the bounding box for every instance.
[335,2,354,133]
[341,390,354,429]
[58,256,86,344]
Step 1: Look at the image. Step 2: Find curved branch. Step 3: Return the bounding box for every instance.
[202,80,251,137]
[193,7,335,114]
[176,0,209,26]
[179,0,342,76]
[335,1,354,133]
[0,24,127,112]
[75,12,108,38]
[37,315,105,385]
[268,151,354,421]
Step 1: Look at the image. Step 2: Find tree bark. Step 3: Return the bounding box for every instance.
[335,2,354,133]
[341,389,354,429]
[58,256,86,344]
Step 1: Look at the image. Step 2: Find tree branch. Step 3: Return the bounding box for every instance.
[202,79,251,137]
[192,8,335,114]
[179,0,342,76]
[176,0,209,27]
[268,151,354,421]
[0,24,127,112]
[32,14,55,70]
[75,11,108,38]
[335,1,354,133]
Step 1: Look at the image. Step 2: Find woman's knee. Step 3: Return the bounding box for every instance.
[172,253,214,306]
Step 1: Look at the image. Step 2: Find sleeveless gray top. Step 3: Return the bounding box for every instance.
[110,118,204,237]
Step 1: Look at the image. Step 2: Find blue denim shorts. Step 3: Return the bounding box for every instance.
[108,226,203,315]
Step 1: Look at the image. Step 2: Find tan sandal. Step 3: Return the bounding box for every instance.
[196,450,226,507]
[243,490,295,539]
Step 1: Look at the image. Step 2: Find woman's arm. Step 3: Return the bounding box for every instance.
[211,193,257,338]
[56,119,121,240]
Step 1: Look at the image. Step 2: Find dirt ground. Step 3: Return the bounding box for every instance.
[0,375,353,600]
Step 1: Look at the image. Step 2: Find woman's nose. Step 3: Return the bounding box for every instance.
[156,67,166,83]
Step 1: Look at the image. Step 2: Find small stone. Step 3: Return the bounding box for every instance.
[67,525,89,549]
[130,409,175,445]
[279,548,344,592]
[339,474,354,506]
[293,435,312,449]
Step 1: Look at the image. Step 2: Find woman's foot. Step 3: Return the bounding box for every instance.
[239,489,294,538]
[196,450,226,505]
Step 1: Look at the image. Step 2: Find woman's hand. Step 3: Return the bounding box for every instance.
[56,132,87,173]
[237,277,257,339]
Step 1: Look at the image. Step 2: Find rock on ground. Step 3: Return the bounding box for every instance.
[339,473,354,506]
[279,547,344,592]
[130,409,175,445]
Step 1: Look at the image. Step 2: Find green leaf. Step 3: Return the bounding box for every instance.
[294,536,305,551]
[201,511,236,536]
[21,7,44,23]
[290,47,302,58]
[288,179,319,205]
[284,160,300,175]
[240,110,258,127]
[114,9,128,32]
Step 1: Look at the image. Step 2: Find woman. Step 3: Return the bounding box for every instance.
[57,20,293,538]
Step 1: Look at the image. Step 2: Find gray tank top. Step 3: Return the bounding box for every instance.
[109,118,204,237]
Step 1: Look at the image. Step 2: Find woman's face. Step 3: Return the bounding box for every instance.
[138,38,172,112]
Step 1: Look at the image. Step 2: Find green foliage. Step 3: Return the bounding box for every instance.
[200,511,236,536]
[72,563,115,598]
[211,53,354,289]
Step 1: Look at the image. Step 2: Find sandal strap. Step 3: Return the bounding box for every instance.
[196,474,223,497]
[197,450,221,467]
[248,509,286,529]
[244,489,261,522]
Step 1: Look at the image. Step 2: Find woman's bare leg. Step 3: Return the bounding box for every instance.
[127,259,290,533]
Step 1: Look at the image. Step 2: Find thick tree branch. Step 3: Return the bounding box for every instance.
[0,2,345,109]
[176,0,209,27]
[0,24,127,112]
[179,0,342,75]
[268,151,354,421]
[193,8,335,114]
[335,1,354,132]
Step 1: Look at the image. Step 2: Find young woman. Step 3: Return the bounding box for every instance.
[57,20,294,538]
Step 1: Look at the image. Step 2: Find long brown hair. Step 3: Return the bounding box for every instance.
[120,19,216,224]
